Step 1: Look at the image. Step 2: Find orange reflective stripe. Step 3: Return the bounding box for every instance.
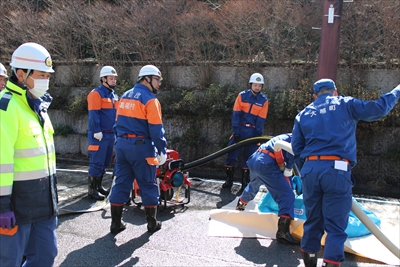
[88,145,99,151]
[250,100,268,119]
[307,155,349,164]
[0,225,18,236]
[101,98,114,109]
[146,99,163,125]
[117,98,146,119]
[146,157,158,166]
[233,96,242,112]
[87,91,102,111]
[257,149,275,158]
[233,96,252,113]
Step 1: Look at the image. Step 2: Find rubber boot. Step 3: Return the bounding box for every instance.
[322,261,340,267]
[145,207,162,233]
[222,167,234,189]
[236,169,250,196]
[88,176,105,200]
[276,217,300,244]
[96,174,110,197]
[110,205,126,234]
[302,252,318,267]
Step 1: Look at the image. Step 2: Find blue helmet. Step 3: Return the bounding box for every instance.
[313,78,336,94]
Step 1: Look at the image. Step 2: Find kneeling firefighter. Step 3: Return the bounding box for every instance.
[223,73,269,195]
[109,65,167,233]
[236,133,300,244]
[87,66,119,200]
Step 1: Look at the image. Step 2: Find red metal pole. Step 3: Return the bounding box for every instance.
[316,0,343,82]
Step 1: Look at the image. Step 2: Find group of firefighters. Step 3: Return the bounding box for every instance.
[1,42,399,267]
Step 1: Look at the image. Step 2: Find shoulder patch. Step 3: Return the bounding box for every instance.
[0,92,12,111]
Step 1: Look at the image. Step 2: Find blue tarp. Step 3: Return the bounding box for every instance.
[258,192,381,238]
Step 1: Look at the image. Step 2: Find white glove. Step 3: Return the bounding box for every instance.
[283,168,292,177]
[157,152,166,166]
[94,132,103,141]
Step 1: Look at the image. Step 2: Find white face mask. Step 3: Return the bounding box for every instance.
[28,77,49,98]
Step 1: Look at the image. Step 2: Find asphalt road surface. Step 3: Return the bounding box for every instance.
[54,162,400,267]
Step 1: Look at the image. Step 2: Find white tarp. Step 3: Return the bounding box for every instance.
[209,192,400,266]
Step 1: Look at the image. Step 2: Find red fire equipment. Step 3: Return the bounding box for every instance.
[132,149,191,211]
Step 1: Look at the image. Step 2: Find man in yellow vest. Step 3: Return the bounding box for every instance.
[0,42,58,267]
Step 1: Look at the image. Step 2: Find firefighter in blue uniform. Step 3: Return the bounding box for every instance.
[223,73,269,195]
[109,65,167,234]
[87,66,119,200]
[292,79,400,267]
[236,133,300,244]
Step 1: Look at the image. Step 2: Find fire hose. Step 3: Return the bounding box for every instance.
[182,135,274,170]
[57,136,400,259]
[58,136,274,215]
[274,140,400,260]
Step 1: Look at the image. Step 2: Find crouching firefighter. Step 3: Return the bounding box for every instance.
[236,133,300,244]
[223,73,269,196]
[109,65,167,233]
[87,66,119,200]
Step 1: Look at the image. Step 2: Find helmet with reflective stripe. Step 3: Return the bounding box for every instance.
[10,42,54,73]
[249,73,264,84]
[100,66,118,78]
[0,63,8,77]
[138,65,162,79]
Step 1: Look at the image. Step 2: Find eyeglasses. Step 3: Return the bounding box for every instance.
[153,77,162,84]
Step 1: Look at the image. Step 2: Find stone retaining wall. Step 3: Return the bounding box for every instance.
[53,64,400,93]
[51,110,400,188]
[50,64,400,189]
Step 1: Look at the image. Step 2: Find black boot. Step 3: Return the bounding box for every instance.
[236,169,250,196]
[110,205,126,234]
[145,207,162,233]
[302,252,318,267]
[88,176,105,200]
[276,217,300,244]
[222,167,234,189]
[322,261,340,267]
[96,174,110,197]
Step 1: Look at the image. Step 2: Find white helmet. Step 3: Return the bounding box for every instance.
[100,66,118,78]
[138,65,162,79]
[10,42,54,73]
[0,63,8,77]
[249,73,264,84]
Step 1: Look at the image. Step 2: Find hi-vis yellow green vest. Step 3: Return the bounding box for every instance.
[0,80,57,224]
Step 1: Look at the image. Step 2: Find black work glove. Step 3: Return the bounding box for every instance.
[234,134,241,143]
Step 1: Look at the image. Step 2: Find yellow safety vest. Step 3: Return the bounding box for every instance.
[0,81,57,224]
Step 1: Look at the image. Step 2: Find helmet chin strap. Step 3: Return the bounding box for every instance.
[250,83,262,96]
[13,68,31,90]
[105,82,115,89]
[147,76,157,94]
[251,90,259,96]
[103,78,115,90]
